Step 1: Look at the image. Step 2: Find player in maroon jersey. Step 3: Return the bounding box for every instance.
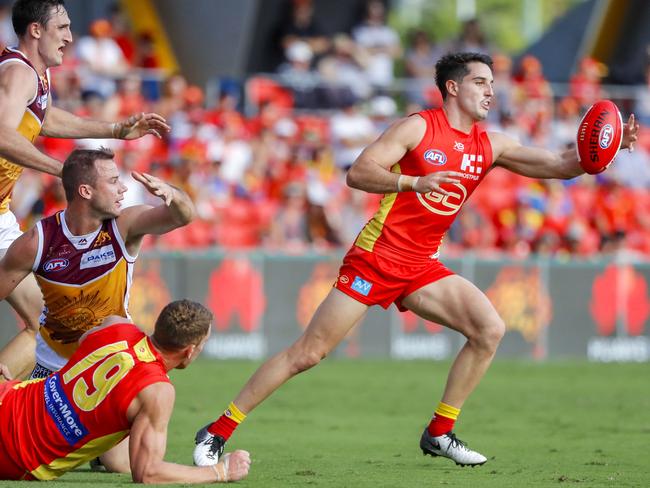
[0,0,170,379]
[0,299,251,483]
[193,53,639,467]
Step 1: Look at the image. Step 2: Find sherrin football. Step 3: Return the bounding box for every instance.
[576,99,623,174]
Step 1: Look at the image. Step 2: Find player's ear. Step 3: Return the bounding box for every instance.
[29,22,42,39]
[78,184,92,200]
[446,79,458,97]
[184,343,196,360]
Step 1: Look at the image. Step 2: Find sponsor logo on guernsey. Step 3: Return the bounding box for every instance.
[423,149,447,166]
[453,141,465,152]
[599,124,613,149]
[80,244,116,270]
[44,374,88,445]
[43,258,69,272]
[351,276,373,296]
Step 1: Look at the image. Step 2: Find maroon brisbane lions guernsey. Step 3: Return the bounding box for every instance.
[0,323,169,480]
[354,108,493,267]
[0,47,50,213]
[33,211,136,359]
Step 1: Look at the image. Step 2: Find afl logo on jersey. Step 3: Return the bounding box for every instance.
[43,258,69,272]
[423,149,447,166]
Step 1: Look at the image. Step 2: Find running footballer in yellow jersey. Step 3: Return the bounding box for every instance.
[0,0,170,379]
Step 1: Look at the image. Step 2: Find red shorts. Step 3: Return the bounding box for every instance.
[334,246,454,311]
[0,381,34,480]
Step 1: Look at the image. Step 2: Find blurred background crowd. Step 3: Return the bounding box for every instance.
[2,0,650,258]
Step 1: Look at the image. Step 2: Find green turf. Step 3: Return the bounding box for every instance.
[7,359,649,487]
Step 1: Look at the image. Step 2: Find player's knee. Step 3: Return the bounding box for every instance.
[289,348,325,375]
[475,318,505,352]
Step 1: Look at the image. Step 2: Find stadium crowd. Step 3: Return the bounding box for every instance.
[2,0,650,258]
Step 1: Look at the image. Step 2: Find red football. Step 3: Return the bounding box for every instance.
[576,100,623,174]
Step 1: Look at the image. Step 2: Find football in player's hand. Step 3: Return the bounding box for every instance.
[576,99,623,174]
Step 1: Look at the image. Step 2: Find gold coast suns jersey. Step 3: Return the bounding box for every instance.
[354,108,493,267]
[32,211,136,359]
[0,47,50,213]
[0,323,169,481]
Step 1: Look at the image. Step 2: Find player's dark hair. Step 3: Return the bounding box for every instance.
[153,300,213,351]
[61,147,114,202]
[435,52,493,100]
[12,0,66,37]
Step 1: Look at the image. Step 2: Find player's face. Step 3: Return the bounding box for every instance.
[89,159,128,218]
[38,6,72,67]
[455,62,494,121]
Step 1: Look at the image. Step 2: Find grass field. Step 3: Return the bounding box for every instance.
[9,359,649,487]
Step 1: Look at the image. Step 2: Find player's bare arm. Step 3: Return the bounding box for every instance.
[490,114,639,179]
[42,106,171,140]
[347,115,464,195]
[128,383,251,483]
[0,63,61,176]
[118,173,195,251]
[0,227,39,300]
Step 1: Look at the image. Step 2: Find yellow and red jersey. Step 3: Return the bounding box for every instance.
[0,323,169,481]
[0,47,50,213]
[354,108,493,268]
[33,210,136,359]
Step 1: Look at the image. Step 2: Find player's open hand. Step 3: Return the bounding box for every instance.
[114,112,171,140]
[622,113,639,152]
[132,171,174,205]
[416,171,464,195]
[0,362,13,381]
[222,450,251,482]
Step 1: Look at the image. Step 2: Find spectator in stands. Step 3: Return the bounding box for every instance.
[513,55,553,144]
[548,97,581,151]
[277,40,321,109]
[104,72,149,120]
[569,57,606,110]
[76,18,129,97]
[133,31,160,69]
[267,182,309,252]
[448,18,491,55]
[277,0,329,62]
[368,94,397,133]
[352,0,401,91]
[487,52,514,125]
[318,33,371,104]
[155,72,188,120]
[329,99,376,170]
[404,29,442,106]
[107,1,135,64]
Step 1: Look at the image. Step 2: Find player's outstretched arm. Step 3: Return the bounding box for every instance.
[129,383,251,484]
[490,114,639,179]
[0,64,62,176]
[42,106,171,140]
[0,227,39,301]
[490,132,583,179]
